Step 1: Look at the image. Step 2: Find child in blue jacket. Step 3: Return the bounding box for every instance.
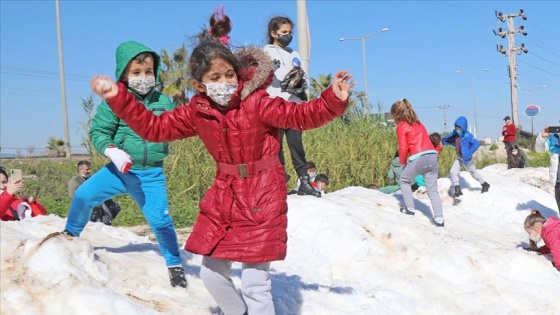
[442,116,490,197]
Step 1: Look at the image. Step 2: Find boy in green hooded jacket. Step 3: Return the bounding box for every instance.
[63,41,186,288]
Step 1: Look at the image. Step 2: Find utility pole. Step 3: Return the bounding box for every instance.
[494,9,528,130]
[296,0,310,99]
[55,0,71,157]
[438,105,450,133]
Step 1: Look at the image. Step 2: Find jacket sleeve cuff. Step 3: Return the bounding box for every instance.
[321,86,348,116]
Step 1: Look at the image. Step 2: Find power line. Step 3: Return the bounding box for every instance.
[518,59,560,77]
[524,37,560,58]
[0,66,91,83]
[527,19,560,42]
[1,65,90,79]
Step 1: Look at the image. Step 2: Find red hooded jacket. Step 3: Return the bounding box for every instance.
[106,47,348,263]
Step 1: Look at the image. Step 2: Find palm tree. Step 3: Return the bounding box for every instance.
[160,45,192,106]
[309,73,332,100]
[79,95,96,155]
[46,137,65,157]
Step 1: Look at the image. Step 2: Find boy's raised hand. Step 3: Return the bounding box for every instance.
[91,75,118,99]
[332,70,356,101]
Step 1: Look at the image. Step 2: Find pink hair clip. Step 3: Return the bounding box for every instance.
[220,35,231,46]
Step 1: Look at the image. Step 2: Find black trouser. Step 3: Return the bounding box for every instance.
[278,128,308,177]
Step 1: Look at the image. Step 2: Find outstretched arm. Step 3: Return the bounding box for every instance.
[90,76,197,142]
[258,70,356,131]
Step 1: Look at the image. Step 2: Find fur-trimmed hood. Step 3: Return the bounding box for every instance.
[234,46,274,101]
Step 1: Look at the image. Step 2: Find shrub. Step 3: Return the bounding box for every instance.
[1,117,513,228]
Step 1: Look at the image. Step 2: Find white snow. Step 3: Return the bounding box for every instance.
[1,165,559,314]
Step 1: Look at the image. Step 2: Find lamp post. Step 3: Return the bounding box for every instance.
[456,69,490,138]
[339,27,389,110]
[518,85,546,135]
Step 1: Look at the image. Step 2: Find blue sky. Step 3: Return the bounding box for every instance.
[1,1,559,155]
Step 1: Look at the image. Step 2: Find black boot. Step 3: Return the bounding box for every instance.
[297,175,321,197]
[400,207,415,215]
[454,185,463,198]
[168,266,187,288]
[481,182,490,193]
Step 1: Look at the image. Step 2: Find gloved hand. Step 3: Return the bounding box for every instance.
[104,146,132,173]
[17,202,32,220]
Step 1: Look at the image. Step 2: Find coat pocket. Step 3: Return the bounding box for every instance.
[184,188,228,255]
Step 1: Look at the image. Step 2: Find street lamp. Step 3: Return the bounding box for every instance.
[518,85,546,104]
[518,85,546,135]
[456,69,490,138]
[340,27,389,109]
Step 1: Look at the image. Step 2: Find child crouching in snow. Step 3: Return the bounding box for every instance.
[523,210,560,271]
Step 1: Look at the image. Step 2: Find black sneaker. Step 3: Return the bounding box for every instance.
[481,182,490,193]
[61,229,76,237]
[297,175,321,198]
[168,266,187,288]
[399,208,415,215]
[453,185,463,197]
[435,221,445,227]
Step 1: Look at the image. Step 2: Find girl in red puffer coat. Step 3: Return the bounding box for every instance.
[90,39,355,315]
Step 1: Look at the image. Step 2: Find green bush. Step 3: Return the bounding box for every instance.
[525,151,550,168]
[489,144,498,151]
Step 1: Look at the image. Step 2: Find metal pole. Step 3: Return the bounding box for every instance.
[339,28,388,114]
[296,0,309,75]
[55,0,71,158]
[470,75,478,139]
[506,16,519,128]
[361,38,368,110]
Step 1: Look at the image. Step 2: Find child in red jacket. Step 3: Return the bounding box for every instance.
[391,99,444,227]
[523,210,560,271]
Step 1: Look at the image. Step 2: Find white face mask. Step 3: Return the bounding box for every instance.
[203,82,238,107]
[128,76,155,95]
[529,233,541,243]
[512,150,518,155]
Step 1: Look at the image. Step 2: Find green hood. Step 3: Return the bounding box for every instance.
[114,41,160,82]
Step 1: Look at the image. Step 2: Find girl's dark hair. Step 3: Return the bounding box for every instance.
[189,40,241,82]
[200,6,232,46]
[0,166,7,179]
[524,210,547,250]
[210,13,232,38]
[267,16,293,44]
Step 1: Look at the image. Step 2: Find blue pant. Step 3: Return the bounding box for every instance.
[65,163,181,267]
